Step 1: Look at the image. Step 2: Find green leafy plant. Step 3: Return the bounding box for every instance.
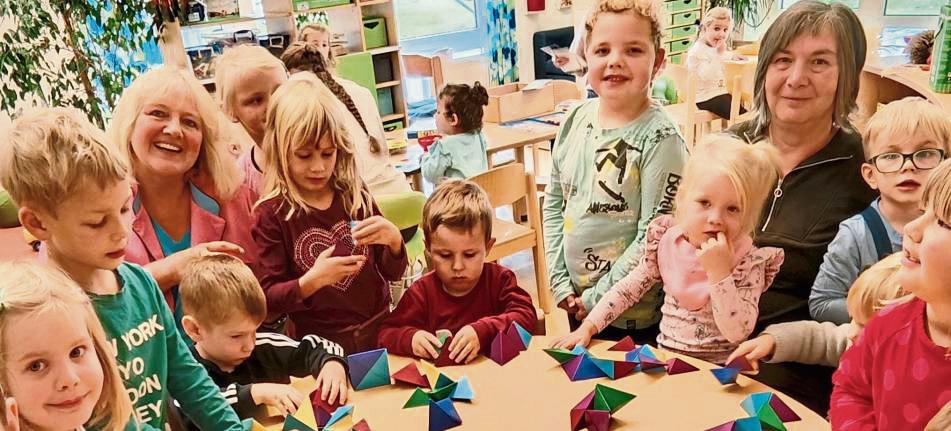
[0,1,159,127]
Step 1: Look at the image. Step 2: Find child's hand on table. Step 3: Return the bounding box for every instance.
[352,216,403,255]
[550,321,597,350]
[697,232,733,284]
[411,330,442,359]
[315,360,349,405]
[726,334,776,373]
[449,325,480,364]
[251,383,304,415]
[300,246,366,297]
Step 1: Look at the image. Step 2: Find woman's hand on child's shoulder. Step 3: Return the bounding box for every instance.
[726,334,775,373]
[3,397,19,431]
[250,383,304,416]
[315,359,350,405]
[411,330,443,359]
[352,216,403,255]
[449,325,480,364]
[549,321,597,350]
[300,246,366,298]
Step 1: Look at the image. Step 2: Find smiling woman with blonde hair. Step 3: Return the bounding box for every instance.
[106,66,259,328]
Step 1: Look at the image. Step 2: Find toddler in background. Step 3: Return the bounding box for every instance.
[421,83,491,185]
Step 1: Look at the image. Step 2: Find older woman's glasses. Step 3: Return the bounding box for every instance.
[868,148,946,173]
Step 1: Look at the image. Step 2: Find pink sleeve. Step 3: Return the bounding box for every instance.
[830,327,878,429]
[583,219,665,332]
[709,247,784,343]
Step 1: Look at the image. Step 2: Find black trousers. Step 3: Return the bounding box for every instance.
[697,93,746,120]
[568,314,660,347]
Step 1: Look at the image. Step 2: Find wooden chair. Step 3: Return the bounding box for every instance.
[468,163,559,335]
[728,63,758,126]
[661,64,722,148]
[401,49,451,99]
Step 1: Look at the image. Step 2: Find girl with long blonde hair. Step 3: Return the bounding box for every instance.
[252,78,408,353]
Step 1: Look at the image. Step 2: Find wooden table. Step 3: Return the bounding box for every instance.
[858,53,951,126]
[388,122,557,192]
[268,337,830,430]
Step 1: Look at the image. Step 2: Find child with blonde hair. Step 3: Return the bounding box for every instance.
[831,158,951,430]
[0,107,244,430]
[810,97,950,324]
[544,0,688,343]
[179,253,349,419]
[552,135,784,364]
[299,23,337,68]
[252,79,407,354]
[214,44,289,194]
[686,7,746,119]
[378,180,536,363]
[421,83,491,185]
[0,261,132,431]
[281,42,410,196]
[729,252,906,370]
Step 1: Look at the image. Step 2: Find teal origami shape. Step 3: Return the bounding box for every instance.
[282,414,314,431]
[325,405,354,429]
[348,348,391,390]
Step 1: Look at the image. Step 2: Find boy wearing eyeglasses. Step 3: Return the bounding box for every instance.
[809,97,950,324]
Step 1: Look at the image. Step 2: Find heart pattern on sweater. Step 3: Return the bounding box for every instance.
[293,221,367,292]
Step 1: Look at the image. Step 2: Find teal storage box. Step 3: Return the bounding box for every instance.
[363,17,388,49]
[377,88,395,116]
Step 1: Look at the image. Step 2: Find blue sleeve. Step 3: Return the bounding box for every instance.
[420,141,451,185]
[809,221,863,324]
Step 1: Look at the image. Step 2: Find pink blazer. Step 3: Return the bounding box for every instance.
[125,182,258,306]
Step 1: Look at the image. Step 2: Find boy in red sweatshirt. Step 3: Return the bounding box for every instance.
[377,180,537,364]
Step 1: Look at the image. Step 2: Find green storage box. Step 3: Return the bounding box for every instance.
[336,52,378,104]
[293,0,351,12]
[383,120,404,132]
[667,24,697,41]
[667,39,691,55]
[665,0,699,13]
[668,53,684,65]
[377,88,395,116]
[363,17,388,49]
[672,10,700,26]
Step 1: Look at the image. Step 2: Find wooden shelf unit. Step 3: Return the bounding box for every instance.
[160,0,409,128]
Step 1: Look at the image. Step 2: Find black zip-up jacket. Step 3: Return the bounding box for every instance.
[730,121,876,324]
[188,332,346,419]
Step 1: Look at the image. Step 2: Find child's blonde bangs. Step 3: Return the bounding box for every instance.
[213,45,288,117]
[107,66,241,200]
[861,97,951,158]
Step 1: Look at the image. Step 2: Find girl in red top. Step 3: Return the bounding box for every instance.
[251,78,407,354]
[831,158,951,430]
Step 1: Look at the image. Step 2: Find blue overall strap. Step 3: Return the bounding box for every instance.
[860,206,892,260]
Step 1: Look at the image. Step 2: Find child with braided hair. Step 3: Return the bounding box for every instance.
[281,41,410,196]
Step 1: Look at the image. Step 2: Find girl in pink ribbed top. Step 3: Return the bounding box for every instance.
[552,136,784,364]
